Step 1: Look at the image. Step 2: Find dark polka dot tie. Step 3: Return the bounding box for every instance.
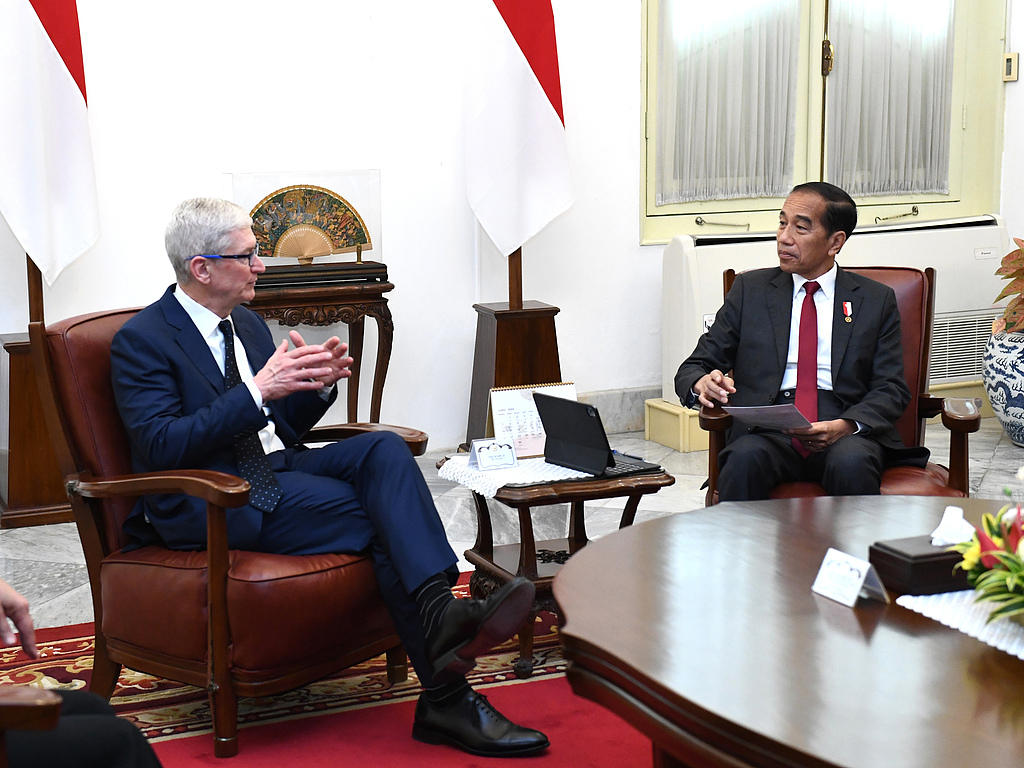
[219,320,282,513]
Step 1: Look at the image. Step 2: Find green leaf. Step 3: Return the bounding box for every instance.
[988,597,1024,623]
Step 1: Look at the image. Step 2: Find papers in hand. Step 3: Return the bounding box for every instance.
[721,404,811,430]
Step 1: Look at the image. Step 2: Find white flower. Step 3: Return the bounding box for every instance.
[1016,465,1024,482]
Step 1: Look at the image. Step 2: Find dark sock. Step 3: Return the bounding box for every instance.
[423,677,471,708]
[413,573,455,644]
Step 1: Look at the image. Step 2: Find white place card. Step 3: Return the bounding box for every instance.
[467,438,518,471]
[811,547,890,607]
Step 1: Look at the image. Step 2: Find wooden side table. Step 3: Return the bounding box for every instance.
[247,262,393,423]
[464,471,675,677]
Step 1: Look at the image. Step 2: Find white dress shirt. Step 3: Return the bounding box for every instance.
[173,287,287,455]
[779,262,839,392]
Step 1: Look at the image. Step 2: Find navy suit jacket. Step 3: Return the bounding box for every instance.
[110,286,336,549]
[675,266,914,453]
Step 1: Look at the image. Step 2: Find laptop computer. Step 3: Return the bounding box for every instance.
[532,392,664,478]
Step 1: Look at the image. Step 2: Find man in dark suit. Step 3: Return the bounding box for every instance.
[110,198,548,757]
[675,182,928,500]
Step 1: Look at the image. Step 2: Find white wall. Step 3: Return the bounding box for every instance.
[0,0,664,451]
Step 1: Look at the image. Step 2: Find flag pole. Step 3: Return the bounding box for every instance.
[508,247,523,310]
[26,256,44,324]
[464,244,561,445]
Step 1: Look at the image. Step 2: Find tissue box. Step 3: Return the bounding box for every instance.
[868,535,969,596]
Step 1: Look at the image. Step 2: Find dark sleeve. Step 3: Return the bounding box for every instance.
[837,286,912,433]
[110,321,268,471]
[673,274,745,405]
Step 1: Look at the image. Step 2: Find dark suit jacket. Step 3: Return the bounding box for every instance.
[110,286,336,549]
[674,266,911,452]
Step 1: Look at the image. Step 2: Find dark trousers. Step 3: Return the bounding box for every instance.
[718,431,885,501]
[718,389,884,501]
[6,690,161,768]
[255,430,459,686]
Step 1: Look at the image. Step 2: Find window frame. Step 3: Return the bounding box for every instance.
[640,0,1007,244]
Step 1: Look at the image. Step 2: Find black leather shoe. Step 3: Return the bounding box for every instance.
[427,577,535,682]
[412,689,549,756]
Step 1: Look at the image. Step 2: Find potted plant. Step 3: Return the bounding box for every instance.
[983,237,1024,446]
[951,485,1024,625]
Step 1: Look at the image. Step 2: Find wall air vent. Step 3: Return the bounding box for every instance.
[930,309,1003,382]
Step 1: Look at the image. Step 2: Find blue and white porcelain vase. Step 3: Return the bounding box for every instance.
[983,331,1024,447]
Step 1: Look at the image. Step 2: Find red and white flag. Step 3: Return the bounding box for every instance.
[0,0,100,286]
[465,0,573,257]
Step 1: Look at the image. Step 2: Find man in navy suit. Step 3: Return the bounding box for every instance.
[110,198,548,757]
[675,182,928,500]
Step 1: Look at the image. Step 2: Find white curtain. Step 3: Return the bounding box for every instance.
[827,0,955,196]
[655,0,800,205]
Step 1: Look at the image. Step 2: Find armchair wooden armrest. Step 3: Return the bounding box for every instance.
[0,687,62,768]
[938,397,983,432]
[928,397,982,496]
[306,423,428,456]
[69,469,249,509]
[698,402,732,432]
[699,404,732,506]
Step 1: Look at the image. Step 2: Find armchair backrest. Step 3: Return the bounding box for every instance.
[30,309,141,555]
[724,266,934,449]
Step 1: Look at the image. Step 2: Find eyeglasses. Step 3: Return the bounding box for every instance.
[189,243,260,266]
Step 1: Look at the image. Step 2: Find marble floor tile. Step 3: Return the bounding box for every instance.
[31,584,94,629]
[5,417,1018,631]
[0,523,85,565]
[0,559,89,621]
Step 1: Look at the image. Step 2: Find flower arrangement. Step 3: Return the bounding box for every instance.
[952,475,1024,624]
[993,237,1024,334]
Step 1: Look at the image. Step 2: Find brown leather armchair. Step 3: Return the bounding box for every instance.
[29,308,427,757]
[699,266,982,505]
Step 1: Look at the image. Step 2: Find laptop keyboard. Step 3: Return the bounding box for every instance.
[602,454,662,478]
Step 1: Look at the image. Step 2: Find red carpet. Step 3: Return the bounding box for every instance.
[1,592,650,766]
[152,677,649,768]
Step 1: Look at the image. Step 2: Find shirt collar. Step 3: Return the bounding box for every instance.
[173,285,230,342]
[792,262,838,300]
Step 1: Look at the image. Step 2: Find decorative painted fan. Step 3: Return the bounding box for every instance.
[249,185,372,266]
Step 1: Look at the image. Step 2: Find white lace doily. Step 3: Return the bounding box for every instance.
[897,590,1024,660]
[437,454,590,498]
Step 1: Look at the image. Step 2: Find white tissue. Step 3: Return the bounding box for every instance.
[929,505,976,546]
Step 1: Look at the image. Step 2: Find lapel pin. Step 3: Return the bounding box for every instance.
[843,301,853,323]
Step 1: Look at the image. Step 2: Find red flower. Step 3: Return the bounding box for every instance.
[978,528,1004,568]
[1005,507,1024,553]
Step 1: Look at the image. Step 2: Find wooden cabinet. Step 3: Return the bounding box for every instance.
[0,334,72,527]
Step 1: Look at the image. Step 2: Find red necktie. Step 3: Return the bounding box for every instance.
[793,281,820,457]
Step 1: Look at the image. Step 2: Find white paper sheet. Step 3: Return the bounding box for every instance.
[722,403,812,430]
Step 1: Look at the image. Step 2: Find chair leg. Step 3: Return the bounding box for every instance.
[88,635,121,700]
[210,684,238,758]
[512,612,537,679]
[386,644,408,684]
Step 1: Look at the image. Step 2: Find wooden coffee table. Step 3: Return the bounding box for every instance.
[465,470,674,677]
[553,495,1024,768]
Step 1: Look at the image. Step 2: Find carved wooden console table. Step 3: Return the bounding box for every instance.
[246,261,394,423]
